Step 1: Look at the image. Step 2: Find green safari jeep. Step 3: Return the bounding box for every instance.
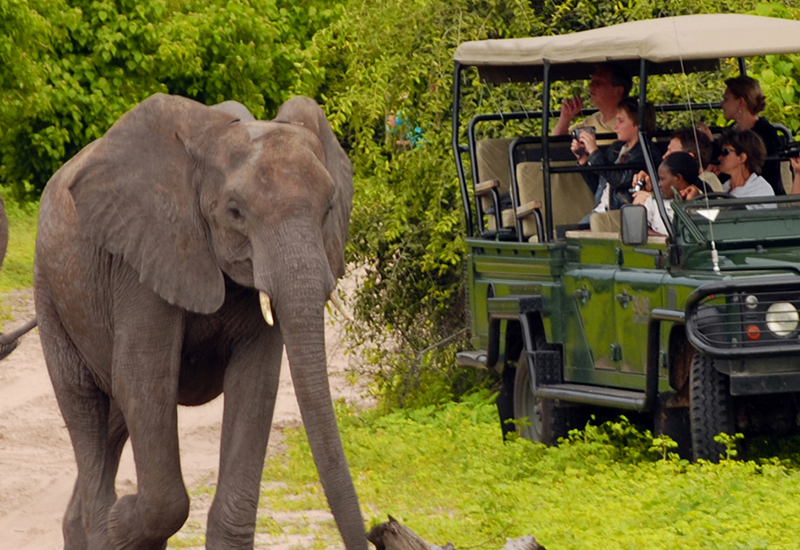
[452,14,800,460]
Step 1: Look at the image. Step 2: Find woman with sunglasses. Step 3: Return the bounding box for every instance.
[717,129,775,204]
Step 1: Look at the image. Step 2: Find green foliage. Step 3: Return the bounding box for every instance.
[0,0,342,200]
[0,193,37,293]
[747,3,800,134]
[262,395,800,549]
[299,0,800,407]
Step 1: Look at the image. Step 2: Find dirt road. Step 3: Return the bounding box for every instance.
[0,289,366,549]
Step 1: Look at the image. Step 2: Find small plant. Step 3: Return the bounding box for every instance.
[649,436,680,461]
[714,432,745,461]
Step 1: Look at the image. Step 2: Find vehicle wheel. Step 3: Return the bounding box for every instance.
[513,356,570,445]
[689,351,734,461]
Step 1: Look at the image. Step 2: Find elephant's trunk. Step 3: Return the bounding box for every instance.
[260,232,366,550]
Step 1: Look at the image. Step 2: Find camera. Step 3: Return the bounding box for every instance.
[572,126,596,156]
[572,126,596,141]
[782,141,800,158]
[631,179,646,193]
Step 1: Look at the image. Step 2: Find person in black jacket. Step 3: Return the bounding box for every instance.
[572,97,660,217]
[698,75,784,195]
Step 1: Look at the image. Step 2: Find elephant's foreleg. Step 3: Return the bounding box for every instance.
[206,327,283,549]
[106,299,189,550]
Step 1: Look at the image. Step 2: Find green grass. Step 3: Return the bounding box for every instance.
[261,393,800,550]
[0,192,38,293]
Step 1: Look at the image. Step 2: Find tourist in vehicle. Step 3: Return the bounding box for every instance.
[571,97,658,215]
[717,129,776,206]
[552,63,632,137]
[791,155,800,194]
[631,128,722,192]
[698,75,784,195]
[631,152,702,236]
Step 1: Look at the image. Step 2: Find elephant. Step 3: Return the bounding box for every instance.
[34,93,367,549]
[0,196,38,360]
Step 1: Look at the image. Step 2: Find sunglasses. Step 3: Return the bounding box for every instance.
[719,147,735,157]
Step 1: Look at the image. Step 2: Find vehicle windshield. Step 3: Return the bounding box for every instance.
[673,196,800,245]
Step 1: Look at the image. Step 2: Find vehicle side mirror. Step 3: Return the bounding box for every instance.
[620,204,648,246]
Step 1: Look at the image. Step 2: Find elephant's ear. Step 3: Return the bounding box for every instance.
[274,97,353,280]
[68,94,230,314]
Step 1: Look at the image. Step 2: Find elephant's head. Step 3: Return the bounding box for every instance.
[67,94,364,548]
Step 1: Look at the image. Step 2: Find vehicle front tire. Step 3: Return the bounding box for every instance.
[689,350,734,461]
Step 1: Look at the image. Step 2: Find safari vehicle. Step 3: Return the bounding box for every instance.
[452,14,800,460]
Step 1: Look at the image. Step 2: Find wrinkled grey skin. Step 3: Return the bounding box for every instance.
[34,94,366,550]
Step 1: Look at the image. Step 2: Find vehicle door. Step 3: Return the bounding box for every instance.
[613,240,668,377]
[561,234,620,383]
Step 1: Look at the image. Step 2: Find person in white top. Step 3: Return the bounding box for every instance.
[552,63,632,137]
[632,152,703,236]
[717,129,775,208]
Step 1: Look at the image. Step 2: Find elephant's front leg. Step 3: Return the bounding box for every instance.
[106,293,189,550]
[206,324,283,549]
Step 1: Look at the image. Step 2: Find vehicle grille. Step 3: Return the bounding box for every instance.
[686,277,800,358]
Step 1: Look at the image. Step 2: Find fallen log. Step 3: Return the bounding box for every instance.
[366,516,545,550]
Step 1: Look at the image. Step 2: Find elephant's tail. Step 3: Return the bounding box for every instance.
[0,317,38,361]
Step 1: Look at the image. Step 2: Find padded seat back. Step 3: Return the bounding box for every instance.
[516,161,596,239]
[475,139,514,230]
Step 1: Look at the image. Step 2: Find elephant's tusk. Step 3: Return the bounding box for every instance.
[329,290,354,322]
[259,292,274,326]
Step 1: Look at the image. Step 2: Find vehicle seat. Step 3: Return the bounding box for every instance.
[475,139,515,230]
[516,161,596,240]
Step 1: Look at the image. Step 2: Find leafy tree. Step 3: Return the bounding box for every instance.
[0,0,341,199]
[296,0,800,407]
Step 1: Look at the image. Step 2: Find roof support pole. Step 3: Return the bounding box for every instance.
[638,58,675,243]
[638,59,648,130]
[738,57,747,76]
[452,61,474,237]
[542,59,554,242]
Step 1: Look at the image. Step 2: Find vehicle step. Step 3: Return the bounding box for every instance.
[534,383,647,411]
[456,350,487,369]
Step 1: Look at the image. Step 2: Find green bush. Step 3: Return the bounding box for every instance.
[0,0,341,200]
[297,0,798,407]
[5,0,800,410]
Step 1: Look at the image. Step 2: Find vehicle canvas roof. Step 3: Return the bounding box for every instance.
[454,14,800,82]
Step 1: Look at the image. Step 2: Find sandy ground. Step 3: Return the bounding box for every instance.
[0,288,369,549]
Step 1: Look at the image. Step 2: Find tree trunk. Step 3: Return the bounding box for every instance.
[366,516,545,550]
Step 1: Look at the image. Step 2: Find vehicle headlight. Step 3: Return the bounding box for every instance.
[766,302,799,337]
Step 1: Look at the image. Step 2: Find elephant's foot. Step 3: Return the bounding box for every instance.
[107,493,188,550]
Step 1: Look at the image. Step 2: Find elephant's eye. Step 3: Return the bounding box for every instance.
[227,200,243,221]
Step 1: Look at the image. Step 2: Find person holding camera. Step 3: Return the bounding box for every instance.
[572,97,659,216]
[631,152,703,236]
[790,155,800,195]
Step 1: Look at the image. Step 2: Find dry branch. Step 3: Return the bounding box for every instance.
[366,516,545,550]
